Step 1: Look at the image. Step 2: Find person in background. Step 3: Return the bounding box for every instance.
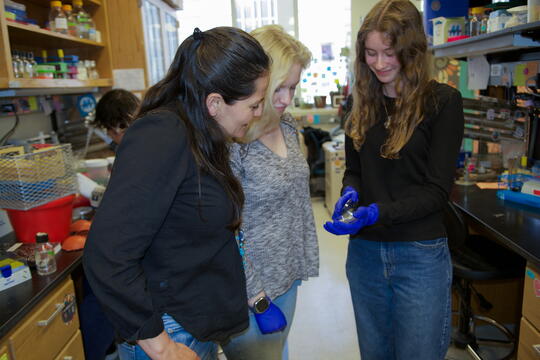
[80,88,140,360]
[93,88,140,149]
[323,1,464,359]
[83,27,269,360]
[222,25,319,360]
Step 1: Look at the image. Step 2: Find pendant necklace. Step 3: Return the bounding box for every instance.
[383,101,392,129]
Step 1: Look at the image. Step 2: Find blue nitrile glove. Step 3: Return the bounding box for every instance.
[332,186,359,221]
[324,203,379,235]
[254,301,287,334]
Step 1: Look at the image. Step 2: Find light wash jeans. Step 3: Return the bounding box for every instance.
[346,238,452,360]
[117,314,217,360]
[221,280,301,360]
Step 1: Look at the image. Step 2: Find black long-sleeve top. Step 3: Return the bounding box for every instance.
[83,108,248,342]
[343,82,464,242]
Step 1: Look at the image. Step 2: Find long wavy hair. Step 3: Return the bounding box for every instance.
[137,27,270,230]
[346,0,434,159]
[240,25,311,143]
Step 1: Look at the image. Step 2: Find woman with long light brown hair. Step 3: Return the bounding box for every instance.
[324,1,464,358]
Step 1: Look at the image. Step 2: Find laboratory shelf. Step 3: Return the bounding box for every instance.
[430,21,540,59]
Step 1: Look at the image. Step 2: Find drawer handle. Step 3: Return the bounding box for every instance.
[534,344,540,355]
[63,357,74,360]
[37,303,65,327]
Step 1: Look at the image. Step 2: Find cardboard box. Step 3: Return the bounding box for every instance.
[0,258,31,292]
[431,17,466,45]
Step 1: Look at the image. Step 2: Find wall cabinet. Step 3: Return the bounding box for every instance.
[0,0,112,89]
[106,0,179,91]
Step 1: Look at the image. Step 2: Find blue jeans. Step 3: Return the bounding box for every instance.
[117,314,217,360]
[221,280,300,360]
[80,278,115,360]
[346,238,452,360]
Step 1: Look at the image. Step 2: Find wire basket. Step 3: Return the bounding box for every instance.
[0,144,78,210]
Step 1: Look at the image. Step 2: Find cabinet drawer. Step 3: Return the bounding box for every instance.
[523,265,540,330]
[8,277,79,360]
[0,343,11,360]
[518,317,540,360]
[54,330,84,360]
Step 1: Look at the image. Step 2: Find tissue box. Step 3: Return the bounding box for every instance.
[431,17,466,45]
[0,258,31,292]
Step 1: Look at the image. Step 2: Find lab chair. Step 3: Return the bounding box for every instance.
[443,201,525,360]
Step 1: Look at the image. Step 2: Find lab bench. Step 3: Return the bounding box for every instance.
[451,185,540,359]
[0,250,84,360]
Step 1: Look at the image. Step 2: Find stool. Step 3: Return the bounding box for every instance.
[443,201,525,360]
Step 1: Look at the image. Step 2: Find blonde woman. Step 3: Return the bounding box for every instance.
[323,1,464,359]
[223,25,319,360]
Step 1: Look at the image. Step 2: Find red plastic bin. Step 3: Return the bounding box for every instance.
[6,194,75,243]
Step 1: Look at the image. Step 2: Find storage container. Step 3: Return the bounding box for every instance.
[431,17,466,45]
[6,194,75,243]
[0,144,77,210]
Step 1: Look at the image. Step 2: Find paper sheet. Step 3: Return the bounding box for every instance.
[113,68,146,91]
[476,182,506,190]
[467,55,490,90]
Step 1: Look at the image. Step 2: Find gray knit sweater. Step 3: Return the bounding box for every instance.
[230,113,319,300]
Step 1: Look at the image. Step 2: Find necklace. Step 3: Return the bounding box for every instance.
[383,101,392,129]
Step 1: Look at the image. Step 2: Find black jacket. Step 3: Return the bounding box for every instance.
[343,82,464,242]
[83,108,248,342]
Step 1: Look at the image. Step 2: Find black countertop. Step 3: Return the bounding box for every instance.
[451,185,540,269]
[0,249,83,339]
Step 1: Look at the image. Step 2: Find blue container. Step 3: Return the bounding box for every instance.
[424,0,469,37]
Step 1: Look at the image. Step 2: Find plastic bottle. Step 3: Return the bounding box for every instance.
[480,12,489,34]
[62,4,78,37]
[469,7,483,36]
[11,50,22,78]
[34,232,57,276]
[89,60,99,79]
[28,51,37,77]
[72,0,93,40]
[76,59,88,80]
[87,15,96,41]
[49,1,67,34]
[22,52,33,78]
[57,49,68,79]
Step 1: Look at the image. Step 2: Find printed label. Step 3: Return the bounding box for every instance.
[534,278,540,297]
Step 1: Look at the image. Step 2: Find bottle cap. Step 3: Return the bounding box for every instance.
[50,1,62,7]
[471,7,484,15]
[36,232,49,243]
[521,155,528,168]
[73,0,83,5]
[62,4,72,11]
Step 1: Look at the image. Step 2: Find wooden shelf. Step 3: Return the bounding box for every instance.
[431,21,540,59]
[7,21,105,49]
[6,78,112,88]
[22,0,101,8]
[289,107,339,117]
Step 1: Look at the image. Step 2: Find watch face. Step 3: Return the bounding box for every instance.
[254,297,270,313]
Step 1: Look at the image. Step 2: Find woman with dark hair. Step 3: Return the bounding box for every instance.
[93,89,140,145]
[83,27,269,360]
[324,1,464,359]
